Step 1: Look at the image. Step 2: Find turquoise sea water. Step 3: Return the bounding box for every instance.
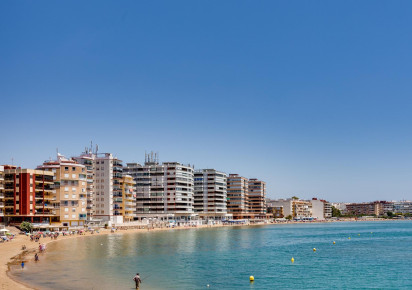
[11,221,412,289]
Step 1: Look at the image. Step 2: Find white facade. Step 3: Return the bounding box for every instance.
[124,158,194,220]
[311,199,325,220]
[311,199,332,220]
[194,169,227,219]
[267,199,293,217]
[92,153,124,223]
[393,201,412,214]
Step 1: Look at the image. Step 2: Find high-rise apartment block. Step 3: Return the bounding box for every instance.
[2,165,55,224]
[227,174,249,219]
[248,178,267,218]
[124,154,194,220]
[194,169,228,220]
[73,152,95,221]
[37,154,87,226]
[93,153,124,223]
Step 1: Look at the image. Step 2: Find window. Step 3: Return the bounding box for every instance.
[64,215,69,218]
[64,174,69,178]
[72,214,76,218]
[64,194,69,198]
[72,187,76,192]
[72,174,76,178]
[72,194,76,198]
[64,208,69,212]
[64,187,69,192]
[65,167,69,171]
[72,167,76,171]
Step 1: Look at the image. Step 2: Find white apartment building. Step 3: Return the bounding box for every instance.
[194,169,228,220]
[393,201,412,214]
[269,198,312,219]
[311,198,332,220]
[93,153,124,224]
[124,154,195,221]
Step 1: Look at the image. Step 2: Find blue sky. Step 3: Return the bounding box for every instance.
[1,1,412,202]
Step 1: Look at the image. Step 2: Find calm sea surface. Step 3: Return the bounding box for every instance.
[10,221,412,289]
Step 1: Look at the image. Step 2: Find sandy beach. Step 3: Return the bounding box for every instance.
[1,223,234,290]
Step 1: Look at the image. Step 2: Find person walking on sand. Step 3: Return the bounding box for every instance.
[21,261,24,269]
[35,253,39,262]
[133,273,142,289]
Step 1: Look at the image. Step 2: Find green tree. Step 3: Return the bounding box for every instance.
[20,221,33,233]
[331,206,342,217]
[285,215,293,220]
[387,211,393,217]
[291,196,299,200]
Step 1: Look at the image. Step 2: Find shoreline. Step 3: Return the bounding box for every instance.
[2,219,409,289]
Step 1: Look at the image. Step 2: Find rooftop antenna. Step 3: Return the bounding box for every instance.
[11,157,14,166]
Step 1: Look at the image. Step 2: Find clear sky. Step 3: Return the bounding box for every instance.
[1,1,412,202]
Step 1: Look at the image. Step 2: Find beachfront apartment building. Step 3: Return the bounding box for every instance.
[248,179,267,218]
[311,198,332,220]
[227,174,249,219]
[120,175,136,222]
[37,154,87,227]
[268,198,312,219]
[393,201,412,214]
[73,152,95,221]
[2,165,55,224]
[124,154,195,221]
[0,166,4,222]
[92,153,125,224]
[346,201,393,216]
[194,169,228,220]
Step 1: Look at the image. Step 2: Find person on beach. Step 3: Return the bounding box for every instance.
[35,253,39,262]
[21,261,24,269]
[133,273,142,289]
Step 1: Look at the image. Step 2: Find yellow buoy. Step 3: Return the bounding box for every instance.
[358,234,360,236]
[291,257,295,263]
[313,248,316,252]
[250,276,254,282]
[333,241,336,245]
[348,237,351,240]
